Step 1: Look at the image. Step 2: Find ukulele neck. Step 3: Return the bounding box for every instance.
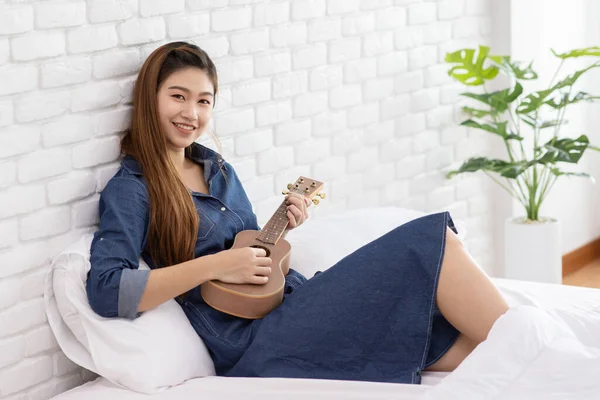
[255,200,290,245]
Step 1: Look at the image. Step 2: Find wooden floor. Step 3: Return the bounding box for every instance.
[563,258,600,288]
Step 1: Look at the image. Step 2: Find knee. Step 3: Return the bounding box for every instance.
[446,227,464,248]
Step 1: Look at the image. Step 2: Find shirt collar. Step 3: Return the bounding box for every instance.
[121,142,226,179]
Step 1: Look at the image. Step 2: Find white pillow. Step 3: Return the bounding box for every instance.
[44,234,215,395]
[286,207,466,278]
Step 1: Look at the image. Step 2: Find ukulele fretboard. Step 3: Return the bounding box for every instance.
[256,201,289,245]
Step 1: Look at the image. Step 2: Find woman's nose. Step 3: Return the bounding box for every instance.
[181,102,198,121]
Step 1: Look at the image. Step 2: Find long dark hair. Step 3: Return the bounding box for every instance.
[121,41,220,268]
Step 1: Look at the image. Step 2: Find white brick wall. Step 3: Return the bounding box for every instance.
[0,0,494,398]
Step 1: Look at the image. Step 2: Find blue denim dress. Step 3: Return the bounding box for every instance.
[87,142,460,385]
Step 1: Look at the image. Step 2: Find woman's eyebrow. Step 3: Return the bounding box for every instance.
[167,85,214,97]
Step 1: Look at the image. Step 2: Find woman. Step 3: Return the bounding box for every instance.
[86,41,509,384]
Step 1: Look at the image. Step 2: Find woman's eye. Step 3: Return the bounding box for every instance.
[172,94,185,100]
[199,99,211,105]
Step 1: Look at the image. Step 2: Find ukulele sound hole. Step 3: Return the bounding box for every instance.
[250,245,270,257]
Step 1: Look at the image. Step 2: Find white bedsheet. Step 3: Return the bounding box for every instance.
[51,375,435,400]
[427,278,600,400]
[50,278,600,400]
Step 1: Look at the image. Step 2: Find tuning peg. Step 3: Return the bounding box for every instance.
[282,190,290,195]
[312,198,320,205]
[317,193,326,199]
[287,183,293,189]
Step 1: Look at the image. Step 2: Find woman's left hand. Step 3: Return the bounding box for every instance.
[284,193,311,230]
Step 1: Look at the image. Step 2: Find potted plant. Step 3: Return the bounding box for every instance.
[444,45,600,284]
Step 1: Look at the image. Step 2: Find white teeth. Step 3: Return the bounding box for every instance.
[174,123,194,131]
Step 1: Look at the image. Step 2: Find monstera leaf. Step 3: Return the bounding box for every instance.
[461,82,523,114]
[549,168,595,183]
[545,92,600,109]
[552,63,600,90]
[519,115,569,129]
[516,64,600,114]
[445,45,499,85]
[516,88,555,114]
[462,106,494,118]
[489,55,538,80]
[447,157,530,179]
[536,135,590,164]
[461,120,523,141]
[551,46,600,59]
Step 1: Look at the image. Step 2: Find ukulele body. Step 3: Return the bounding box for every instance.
[200,230,291,319]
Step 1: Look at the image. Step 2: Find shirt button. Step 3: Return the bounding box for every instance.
[220,207,226,211]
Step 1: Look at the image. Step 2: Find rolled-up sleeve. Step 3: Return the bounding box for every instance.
[86,177,150,320]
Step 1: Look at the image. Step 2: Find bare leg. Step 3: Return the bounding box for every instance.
[436,228,508,342]
[425,334,479,372]
[425,228,509,371]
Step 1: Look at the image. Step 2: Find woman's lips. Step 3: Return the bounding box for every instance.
[172,122,195,134]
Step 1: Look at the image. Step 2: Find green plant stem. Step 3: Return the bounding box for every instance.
[536,86,571,212]
[553,91,569,138]
[515,174,530,207]
[538,93,568,203]
[484,171,527,207]
[548,59,565,88]
[487,79,533,204]
[507,105,533,194]
[537,170,554,206]
[538,174,558,209]
[508,109,527,158]
[529,167,538,219]
[526,52,564,220]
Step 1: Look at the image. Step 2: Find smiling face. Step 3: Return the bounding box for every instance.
[156,67,215,157]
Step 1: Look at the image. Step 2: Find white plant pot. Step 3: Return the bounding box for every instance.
[504,217,562,284]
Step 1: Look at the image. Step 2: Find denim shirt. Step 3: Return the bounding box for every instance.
[86,142,307,319]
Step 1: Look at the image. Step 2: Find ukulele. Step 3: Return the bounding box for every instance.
[200,176,325,319]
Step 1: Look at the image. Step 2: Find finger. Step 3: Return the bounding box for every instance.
[251,247,267,257]
[287,208,301,227]
[291,202,307,224]
[300,202,308,220]
[256,257,272,266]
[254,266,272,276]
[287,210,296,228]
[285,194,300,208]
[251,275,269,284]
[288,204,303,220]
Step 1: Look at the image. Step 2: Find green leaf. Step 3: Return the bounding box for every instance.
[516,88,554,114]
[537,135,590,164]
[552,63,600,90]
[461,119,523,140]
[551,46,600,59]
[490,55,538,80]
[544,91,600,109]
[462,106,493,118]
[516,64,600,114]
[519,114,537,128]
[540,119,569,129]
[460,82,523,114]
[519,115,569,129]
[447,157,529,179]
[445,45,499,86]
[549,168,595,183]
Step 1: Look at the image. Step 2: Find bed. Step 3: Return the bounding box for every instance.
[48,374,440,400]
[45,208,600,399]
[48,277,600,400]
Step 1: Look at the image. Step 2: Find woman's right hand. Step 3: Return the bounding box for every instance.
[211,247,272,284]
